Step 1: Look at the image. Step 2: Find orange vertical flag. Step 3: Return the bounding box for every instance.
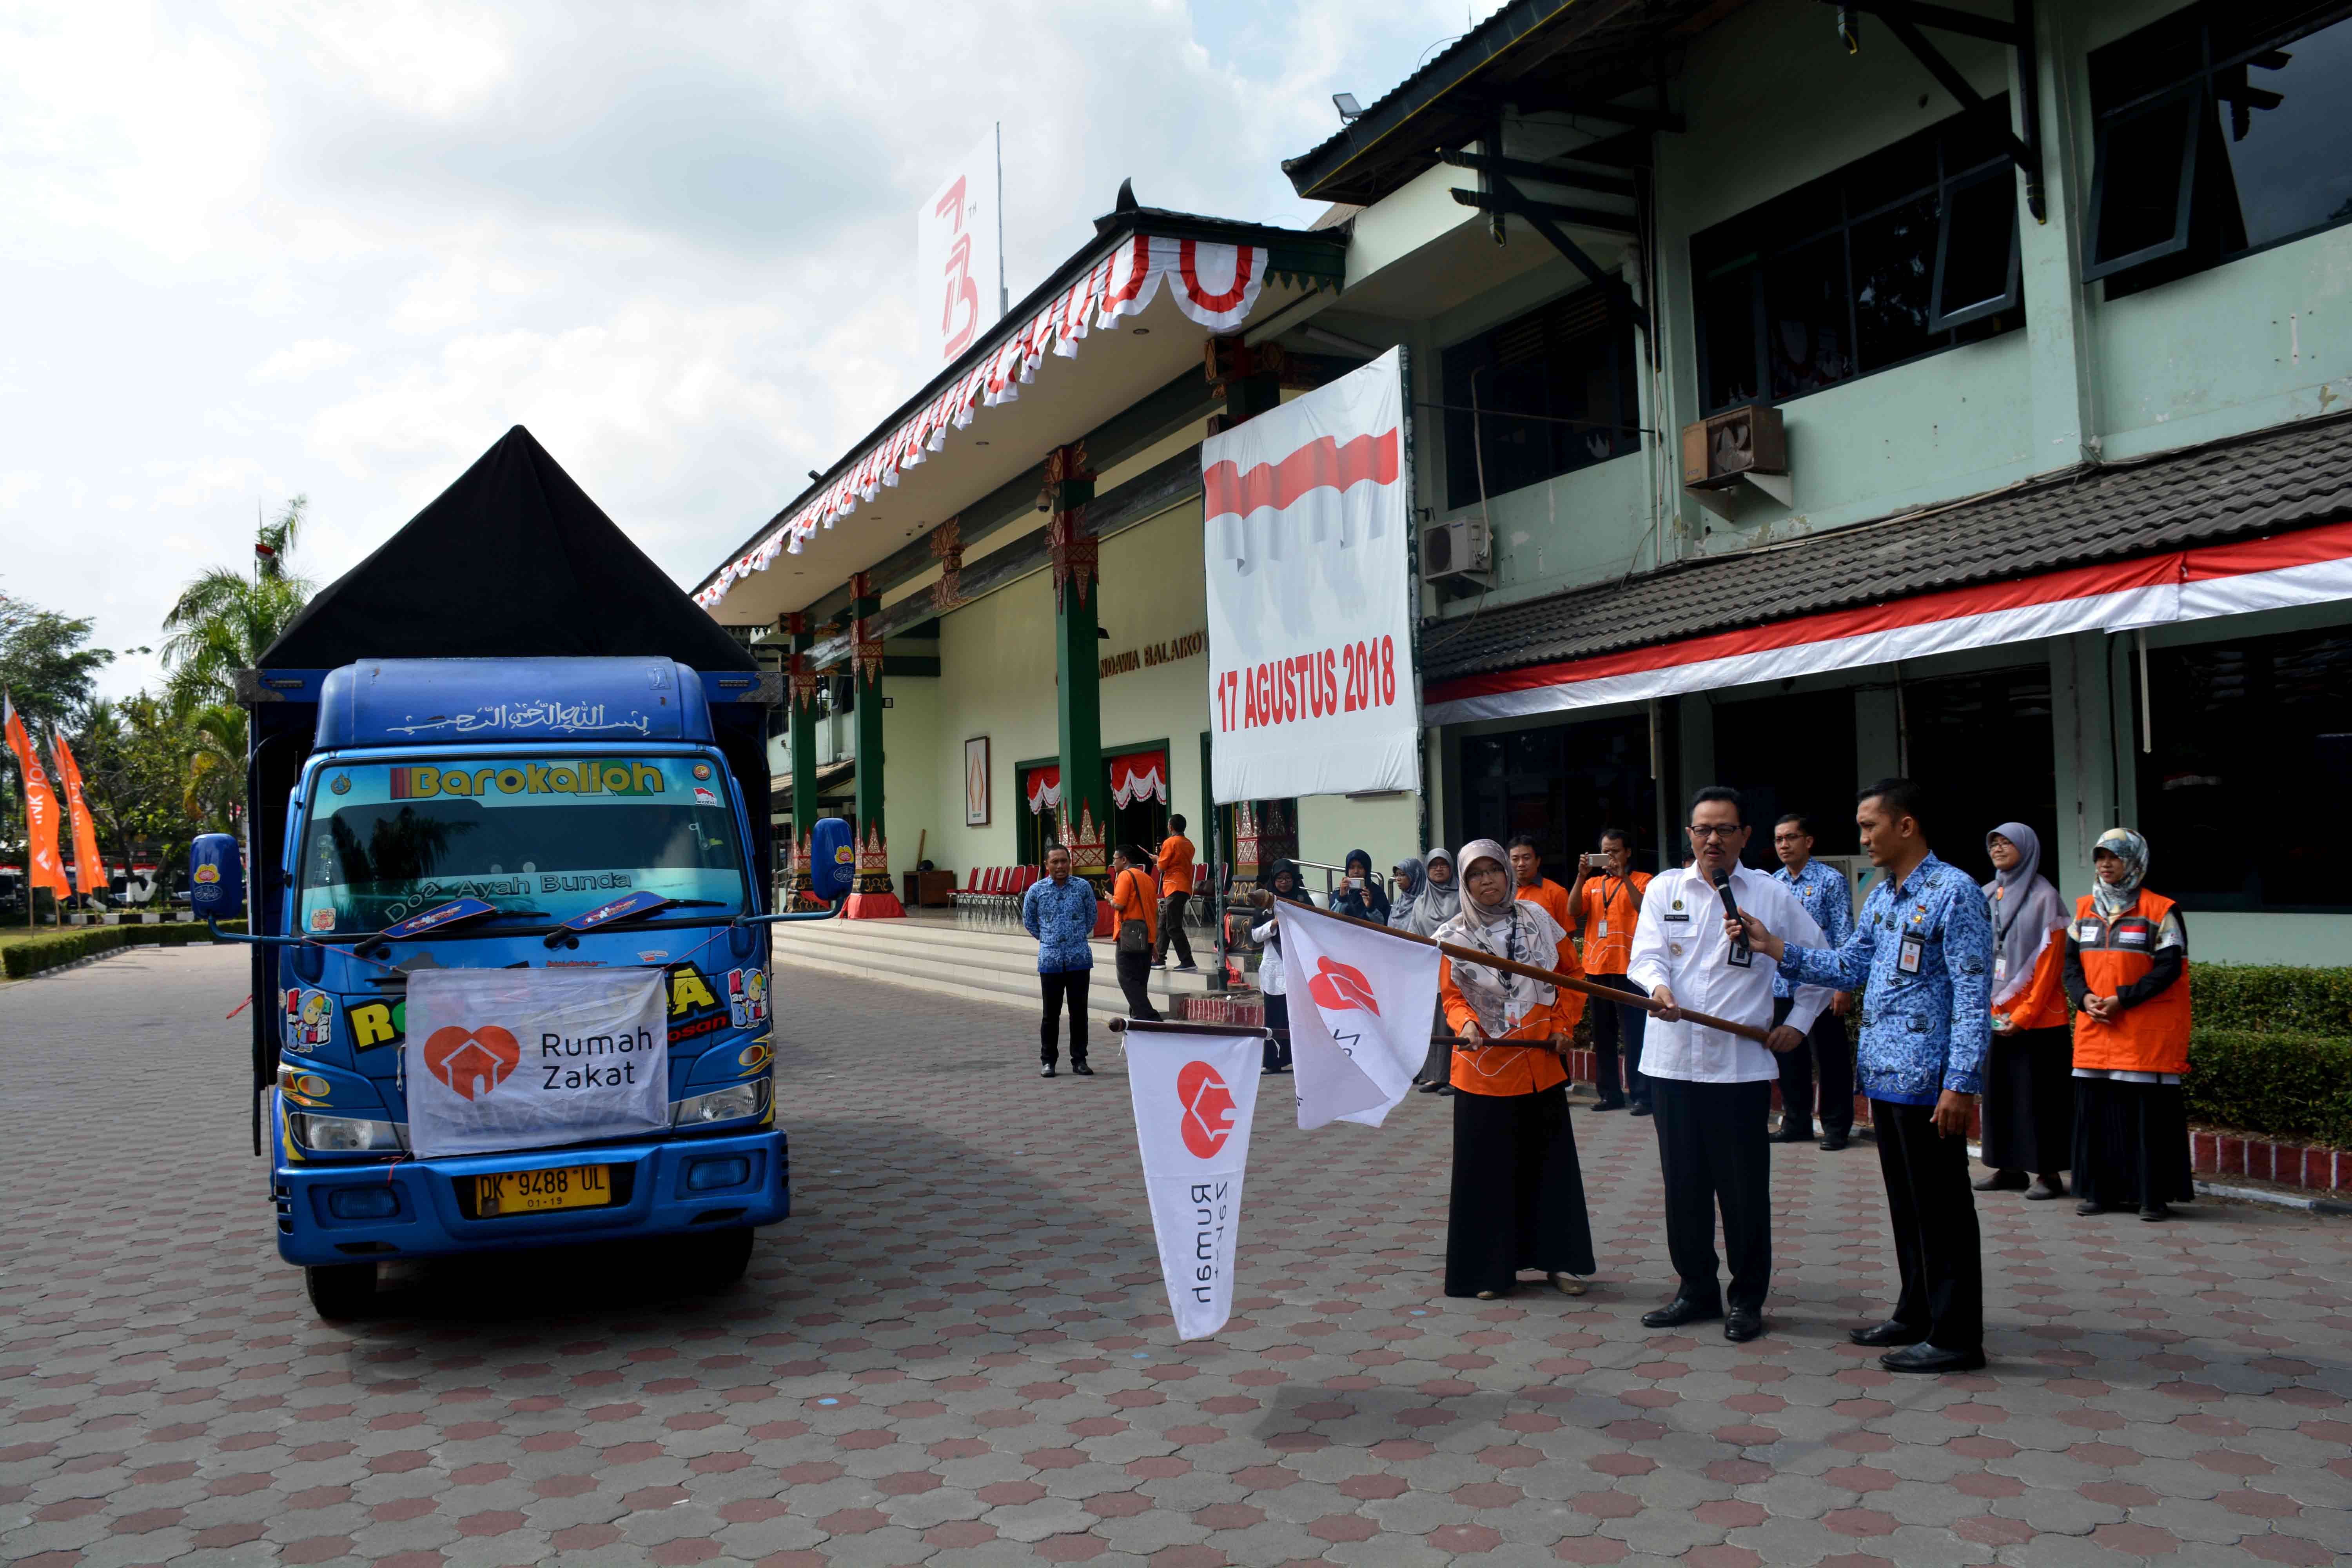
[52,732,107,900]
[3,693,71,899]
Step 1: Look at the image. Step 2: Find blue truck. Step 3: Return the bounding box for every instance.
[194,426,848,1319]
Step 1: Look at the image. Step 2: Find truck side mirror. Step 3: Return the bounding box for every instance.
[189,834,247,922]
[808,817,855,903]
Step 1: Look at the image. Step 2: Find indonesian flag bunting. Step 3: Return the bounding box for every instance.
[50,732,106,898]
[2,693,71,899]
[1278,905,1441,1131]
[1125,1023,1261,1341]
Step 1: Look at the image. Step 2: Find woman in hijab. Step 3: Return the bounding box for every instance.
[1387,856,1425,933]
[2064,828,2195,1220]
[1412,848,1466,1093]
[1976,823,2073,1200]
[1332,849,1391,923]
[1251,859,1310,1076]
[1435,839,1596,1299]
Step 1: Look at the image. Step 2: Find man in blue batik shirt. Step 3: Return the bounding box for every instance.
[1770,814,1857,1149]
[1022,844,1100,1080]
[1733,779,1993,1376]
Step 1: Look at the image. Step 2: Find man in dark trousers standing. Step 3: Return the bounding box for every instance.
[1627,788,1831,1343]
[1735,779,1993,1373]
[1153,815,1198,974]
[1769,814,1856,1149]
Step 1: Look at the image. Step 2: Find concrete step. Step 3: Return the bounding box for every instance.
[770,914,1224,1022]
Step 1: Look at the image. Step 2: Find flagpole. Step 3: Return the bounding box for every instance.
[1110,1018,1557,1053]
[1247,890,1773,1045]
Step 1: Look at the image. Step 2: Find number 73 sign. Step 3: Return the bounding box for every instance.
[916,129,1004,367]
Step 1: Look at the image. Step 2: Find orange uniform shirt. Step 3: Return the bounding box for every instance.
[1111,867,1158,945]
[1577,870,1651,976]
[1440,925,1587,1096]
[1516,878,1574,933]
[1156,835,1196,895]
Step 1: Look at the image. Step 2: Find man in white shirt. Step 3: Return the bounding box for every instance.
[1626,786,1831,1343]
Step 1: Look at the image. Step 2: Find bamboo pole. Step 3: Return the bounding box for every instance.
[1244,889,1771,1045]
[1110,1016,1551,1050]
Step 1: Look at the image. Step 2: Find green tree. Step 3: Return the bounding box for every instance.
[73,695,206,881]
[0,592,115,731]
[160,495,316,716]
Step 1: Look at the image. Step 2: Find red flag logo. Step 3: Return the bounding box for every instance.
[1306,956,1381,1015]
[1176,1060,1238,1158]
[423,1026,521,1101]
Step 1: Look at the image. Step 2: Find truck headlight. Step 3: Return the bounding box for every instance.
[671,1078,769,1127]
[289,1112,406,1153]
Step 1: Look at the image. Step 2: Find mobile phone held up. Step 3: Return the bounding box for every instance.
[1585,853,1609,869]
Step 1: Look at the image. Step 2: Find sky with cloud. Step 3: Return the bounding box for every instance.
[1,0,1473,702]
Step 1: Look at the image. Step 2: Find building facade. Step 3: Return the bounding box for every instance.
[695,0,2352,964]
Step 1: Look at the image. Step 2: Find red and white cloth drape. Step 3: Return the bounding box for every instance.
[1109,751,1167,808]
[1024,766,1062,816]
[698,236,1268,610]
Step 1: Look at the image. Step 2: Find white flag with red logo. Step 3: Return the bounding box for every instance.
[1279,905,1441,1131]
[1125,1024,1262,1341]
[404,968,670,1157]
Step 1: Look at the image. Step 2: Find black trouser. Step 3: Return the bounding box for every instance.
[1114,947,1161,1021]
[1262,994,1292,1073]
[1650,1077,1772,1314]
[1040,969,1090,1066]
[1154,890,1195,967]
[1872,1098,1984,1352]
[1770,995,1853,1136]
[1588,973,1649,1106]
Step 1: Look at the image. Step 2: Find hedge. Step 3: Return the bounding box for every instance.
[2,921,247,980]
[2185,1028,2352,1150]
[2189,963,2352,1037]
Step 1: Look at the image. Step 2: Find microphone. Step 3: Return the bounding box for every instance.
[1712,866,1753,967]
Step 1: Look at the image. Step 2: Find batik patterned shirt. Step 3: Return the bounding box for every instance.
[1771,858,1855,999]
[1021,875,1098,973]
[1774,853,1993,1106]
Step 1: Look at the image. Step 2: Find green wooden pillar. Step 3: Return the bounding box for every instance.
[785,612,822,909]
[843,571,905,918]
[1047,442,1112,931]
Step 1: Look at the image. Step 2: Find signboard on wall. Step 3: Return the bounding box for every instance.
[915,127,1005,368]
[1203,347,1419,804]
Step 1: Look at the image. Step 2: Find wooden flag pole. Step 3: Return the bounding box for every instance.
[1245,889,1771,1045]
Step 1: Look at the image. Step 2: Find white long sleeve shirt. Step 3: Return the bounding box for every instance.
[1627,864,1832,1084]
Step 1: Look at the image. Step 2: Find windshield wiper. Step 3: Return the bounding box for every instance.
[543,892,734,947]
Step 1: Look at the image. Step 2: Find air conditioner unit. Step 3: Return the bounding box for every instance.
[1420,517,1491,583]
[1680,402,1791,515]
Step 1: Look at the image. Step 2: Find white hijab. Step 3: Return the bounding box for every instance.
[1433,838,1566,1037]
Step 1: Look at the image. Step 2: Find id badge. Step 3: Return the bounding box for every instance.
[1993,953,2008,984]
[1899,933,1924,975]
[1596,920,1608,938]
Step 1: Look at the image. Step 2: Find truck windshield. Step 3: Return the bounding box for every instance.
[296,755,747,935]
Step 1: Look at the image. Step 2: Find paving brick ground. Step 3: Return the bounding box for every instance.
[3,944,2349,1567]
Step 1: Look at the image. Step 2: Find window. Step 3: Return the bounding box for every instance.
[1441,287,1638,510]
[1459,715,1659,880]
[1691,102,2024,414]
[2085,2,2352,296]
[1901,667,2058,889]
[2137,625,2352,911]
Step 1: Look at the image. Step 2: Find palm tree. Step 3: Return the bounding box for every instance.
[182,702,248,832]
[160,496,316,717]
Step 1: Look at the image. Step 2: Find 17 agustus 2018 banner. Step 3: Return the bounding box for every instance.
[1125,1024,1262,1340]
[1203,347,1418,803]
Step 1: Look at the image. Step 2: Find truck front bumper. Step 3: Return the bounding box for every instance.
[272,1120,789,1267]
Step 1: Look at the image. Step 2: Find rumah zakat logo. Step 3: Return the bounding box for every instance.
[1176,1061,1238,1158]
[423,1026,521,1101]
[1306,956,1380,1014]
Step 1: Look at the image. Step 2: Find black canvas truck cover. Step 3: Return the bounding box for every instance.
[240,426,773,1142]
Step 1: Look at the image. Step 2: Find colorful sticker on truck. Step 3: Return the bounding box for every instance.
[284,988,334,1052]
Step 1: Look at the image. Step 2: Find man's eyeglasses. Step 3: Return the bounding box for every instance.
[1686,824,1742,840]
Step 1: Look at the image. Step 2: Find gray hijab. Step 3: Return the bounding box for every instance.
[1388,857,1424,930]
[1984,822,2066,1004]
[1410,847,1461,936]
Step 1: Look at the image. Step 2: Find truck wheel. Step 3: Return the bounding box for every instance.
[306,1262,376,1319]
[685,1228,754,1291]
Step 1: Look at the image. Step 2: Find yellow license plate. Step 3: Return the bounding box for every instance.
[475,1165,613,1217]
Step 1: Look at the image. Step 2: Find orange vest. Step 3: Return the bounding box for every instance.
[2069,889,2191,1074]
[1995,932,2070,1032]
[1578,870,1650,975]
[1440,931,1587,1097]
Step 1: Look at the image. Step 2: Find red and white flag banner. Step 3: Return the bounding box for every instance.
[1125,1024,1261,1341]
[1279,906,1441,1131]
[1203,346,1419,802]
[2,694,70,898]
[1426,518,2352,725]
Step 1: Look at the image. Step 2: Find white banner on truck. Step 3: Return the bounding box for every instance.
[1125,1024,1261,1341]
[404,968,670,1158]
[1203,347,1418,804]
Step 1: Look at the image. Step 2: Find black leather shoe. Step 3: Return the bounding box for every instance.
[2076,1199,2108,1216]
[1818,1132,1850,1151]
[2138,1202,2171,1221]
[1771,1124,1815,1143]
[1881,1342,1986,1374]
[1071,1061,1094,1076]
[1416,1080,1447,1094]
[1724,1309,1764,1343]
[1039,1064,1057,1078]
[1628,1101,1653,1118]
[1975,1168,2029,1192]
[1848,1319,1928,1348]
[1591,1096,1626,1112]
[1641,1296,1722,1329]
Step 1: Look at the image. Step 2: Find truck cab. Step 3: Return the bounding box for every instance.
[200,656,847,1319]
